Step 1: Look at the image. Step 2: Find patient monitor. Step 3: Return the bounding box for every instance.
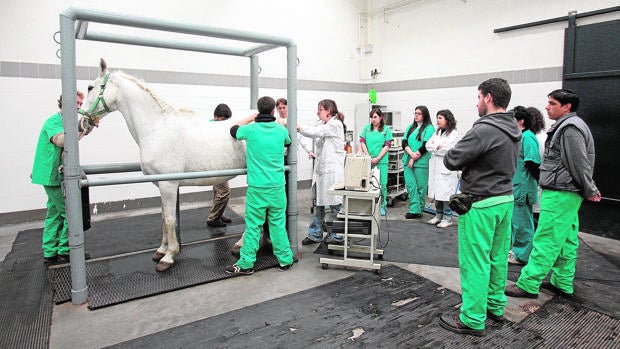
[344,154,372,191]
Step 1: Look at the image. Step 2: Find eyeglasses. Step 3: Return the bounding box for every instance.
[414,111,423,115]
[371,115,381,119]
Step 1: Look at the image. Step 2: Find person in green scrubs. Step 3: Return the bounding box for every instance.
[508,106,541,265]
[440,78,521,336]
[360,107,393,216]
[31,92,85,265]
[402,105,434,219]
[226,96,295,275]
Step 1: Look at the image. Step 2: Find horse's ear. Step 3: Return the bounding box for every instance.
[99,58,108,76]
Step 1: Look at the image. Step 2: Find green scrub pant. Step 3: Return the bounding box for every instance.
[511,203,535,263]
[374,162,388,209]
[238,185,293,269]
[458,196,513,330]
[404,165,428,214]
[42,185,69,258]
[516,190,582,295]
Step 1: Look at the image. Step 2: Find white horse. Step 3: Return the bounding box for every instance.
[80,59,246,271]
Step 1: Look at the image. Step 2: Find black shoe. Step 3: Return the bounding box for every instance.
[439,312,486,337]
[278,263,294,272]
[505,284,538,298]
[225,264,254,275]
[405,213,422,219]
[207,219,226,227]
[302,237,320,245]
[220,215,232,223]
[57,254,70,264]
[323,238,344,246]
[486,310,504,322]
[541,280,573,297]
[44,256,58,266]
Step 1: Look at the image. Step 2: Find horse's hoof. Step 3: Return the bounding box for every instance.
[152,251,165,262]
[155,261,173,272]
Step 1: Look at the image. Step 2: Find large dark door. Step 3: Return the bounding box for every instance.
[563,18,620,239]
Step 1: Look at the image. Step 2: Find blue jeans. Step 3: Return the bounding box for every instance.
[308,204,342,242]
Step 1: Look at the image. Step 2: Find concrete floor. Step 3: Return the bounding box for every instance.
[1,187,617,348]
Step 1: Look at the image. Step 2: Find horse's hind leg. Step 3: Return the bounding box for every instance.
[156,182,181,272]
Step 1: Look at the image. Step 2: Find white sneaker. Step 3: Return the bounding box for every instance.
[437,220,453,228]
[508,255,525,265]
[427,217,441,225]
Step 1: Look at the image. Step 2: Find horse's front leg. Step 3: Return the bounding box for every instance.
[155,182,181,272]
[152,219,168,262]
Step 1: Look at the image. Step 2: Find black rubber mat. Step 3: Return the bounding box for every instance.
[314,218,460,267]
[50,236,278,309]
[18,207,243,260]
[107,265,555,348]
[0,229,53,349]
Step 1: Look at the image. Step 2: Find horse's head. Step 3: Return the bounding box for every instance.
[79,58,116,134]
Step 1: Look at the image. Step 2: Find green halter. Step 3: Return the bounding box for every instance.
[79,72,111,126]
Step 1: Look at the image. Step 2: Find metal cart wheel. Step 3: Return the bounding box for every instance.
[322,263,329,270]
[399,193,408,201]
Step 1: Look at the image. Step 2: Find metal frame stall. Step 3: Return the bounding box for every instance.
[59,7,298,304]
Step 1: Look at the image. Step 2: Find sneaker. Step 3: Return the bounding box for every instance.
[508,255,525,265]
[439,312,486,337]
[278,263,294,272]
[381,207,386,216]
[505,284,538,298]
[405,213,422,219]
[225,264,254,275]
[44,256,58,266]
[301,237,320,245]
[427,217,441,225]
[220,215,232,223]
[437,220,453,228]
[323,238,344,246]
[207,219,226,227]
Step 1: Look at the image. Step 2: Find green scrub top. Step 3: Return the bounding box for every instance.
[360,124,393,165]
[402,123,435,168]
[32,112,64,186]
[513,129,541,205]
[236,121,291,188]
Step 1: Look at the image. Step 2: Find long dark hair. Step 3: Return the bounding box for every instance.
[414,105,432,141]
[369,107,384,132]
[436,109,457,136]
[319,99,346,134]
[526,106,546,134]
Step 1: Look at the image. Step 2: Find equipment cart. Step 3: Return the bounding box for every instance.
[320,187,384,272]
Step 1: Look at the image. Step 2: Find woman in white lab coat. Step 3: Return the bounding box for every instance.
[426,109,460,228]
[297,99,347,245]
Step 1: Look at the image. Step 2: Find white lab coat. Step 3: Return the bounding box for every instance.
[426,129,460,201]
[299,117,345,206]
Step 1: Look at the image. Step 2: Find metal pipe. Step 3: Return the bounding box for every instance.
[286,43,299,255]
[62,7,294,47]
[494,6,620,33]
[84,30,248,57]
[250,55,259,109]
[59,12,88,305]
[81,162,142,174]
[81,168,248,187]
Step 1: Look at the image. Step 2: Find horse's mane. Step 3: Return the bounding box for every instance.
[116,71,176,113]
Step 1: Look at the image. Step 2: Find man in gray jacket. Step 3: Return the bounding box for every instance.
[506,89,601,298]
[439,78,521,336]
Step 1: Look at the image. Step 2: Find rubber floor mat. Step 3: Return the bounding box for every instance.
[108,265,555,348]
[314,219,460,267]
[50,236,279,309]
[0,229,53,349]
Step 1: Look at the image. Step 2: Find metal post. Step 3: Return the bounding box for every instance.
[286,43,299,255]
[60,13,88,305]
[250,55,259,108]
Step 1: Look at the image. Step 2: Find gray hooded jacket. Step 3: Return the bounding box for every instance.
[444,112,521,197]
